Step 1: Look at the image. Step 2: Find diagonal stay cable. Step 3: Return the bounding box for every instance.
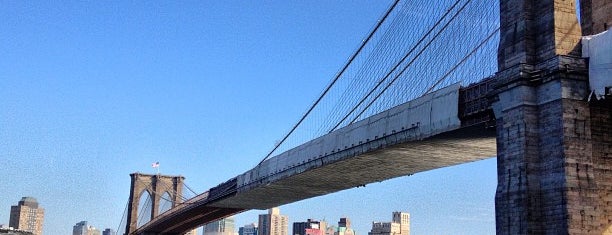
[348,0,474,124]
[328,0,466,133]
[117,200,129,234]
[137,193,152,226]
[156,180,190,203]
[257,0,402,166]
[184,183,198,196]
[423,26,500,95]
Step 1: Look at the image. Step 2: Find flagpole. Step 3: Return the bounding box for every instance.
[152,161,160,175]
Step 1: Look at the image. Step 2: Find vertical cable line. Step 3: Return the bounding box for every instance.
[347,0,474,124]
[323,5,410,131]
[257,0,401,166]
[423,26,500,95]
[328,0,465,133]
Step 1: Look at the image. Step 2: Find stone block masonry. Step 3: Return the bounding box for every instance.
[494,0,612,234]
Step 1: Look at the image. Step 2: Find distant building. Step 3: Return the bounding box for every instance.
[239,223,258,235]
[102,228,116,235]
[293,219,324,235]
[334,218,354,235]
[184,229,197,235]
[203,216,235,235]
[258,208,288,235]
[368,212,410,235]
[72,221,100,235]
[318,221,327,235]
[0,228,34,235]
[305,228,322,235]
[325,225,336,235]
[8,197,44,235]
[0,224,34,235]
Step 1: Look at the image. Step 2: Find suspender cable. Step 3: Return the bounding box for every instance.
[328,0,465,133]
[423,27,500,95]
[257,0,402,166]
[348,0,474,124]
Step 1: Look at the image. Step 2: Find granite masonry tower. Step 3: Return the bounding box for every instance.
[125,173,185,235]
[494,0,611,234]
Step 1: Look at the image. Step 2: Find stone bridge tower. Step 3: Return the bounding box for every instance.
[125,173,185,235]
[494,0,611,234]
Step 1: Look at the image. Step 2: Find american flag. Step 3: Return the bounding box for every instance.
[151,162,159,168]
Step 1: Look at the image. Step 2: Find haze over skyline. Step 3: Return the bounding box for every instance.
[1,1,496,234]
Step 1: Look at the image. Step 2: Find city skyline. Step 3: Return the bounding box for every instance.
[1,1,497,234]
[1,190,491,234]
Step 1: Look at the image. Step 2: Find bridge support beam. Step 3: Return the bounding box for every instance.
[494,0,612,234]
[125,173,185,235]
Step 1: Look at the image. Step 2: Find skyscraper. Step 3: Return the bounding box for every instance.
[334,218,354,235]
[8,197,45,235]
[368,212,410,235]
[72,221,100,235]
[392,212,409,235]
[239,223,258,235]
[102,228,116,235]
[203,216,235,235]
[258,208,288,235]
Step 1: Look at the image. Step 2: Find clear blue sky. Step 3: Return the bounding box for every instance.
[0,1,496,234]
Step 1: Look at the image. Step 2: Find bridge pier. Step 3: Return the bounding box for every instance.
[494,0,611,234]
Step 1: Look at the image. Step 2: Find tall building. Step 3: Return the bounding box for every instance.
[334,218,354,235]
[102,228,116,235]
[8,197,44,235]
[258,208,288,235]
[239,223,258,235]
[318,221,327,235]
[203,217,235,235]
[391,212,409,235]
[293,219,323,235]
[368,212,410,235]
[72,221,100,235]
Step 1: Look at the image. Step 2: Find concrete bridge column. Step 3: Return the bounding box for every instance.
[494,0,611,234]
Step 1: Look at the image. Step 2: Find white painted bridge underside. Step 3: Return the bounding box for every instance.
[211,83,496,209]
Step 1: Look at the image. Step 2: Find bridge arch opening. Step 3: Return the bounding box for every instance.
[137,190,152,227]
[158,191,173,214]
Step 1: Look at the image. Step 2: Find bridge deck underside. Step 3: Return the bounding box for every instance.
[136,85,498,234]
[136,125,496,235]
[212,125,496,210]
